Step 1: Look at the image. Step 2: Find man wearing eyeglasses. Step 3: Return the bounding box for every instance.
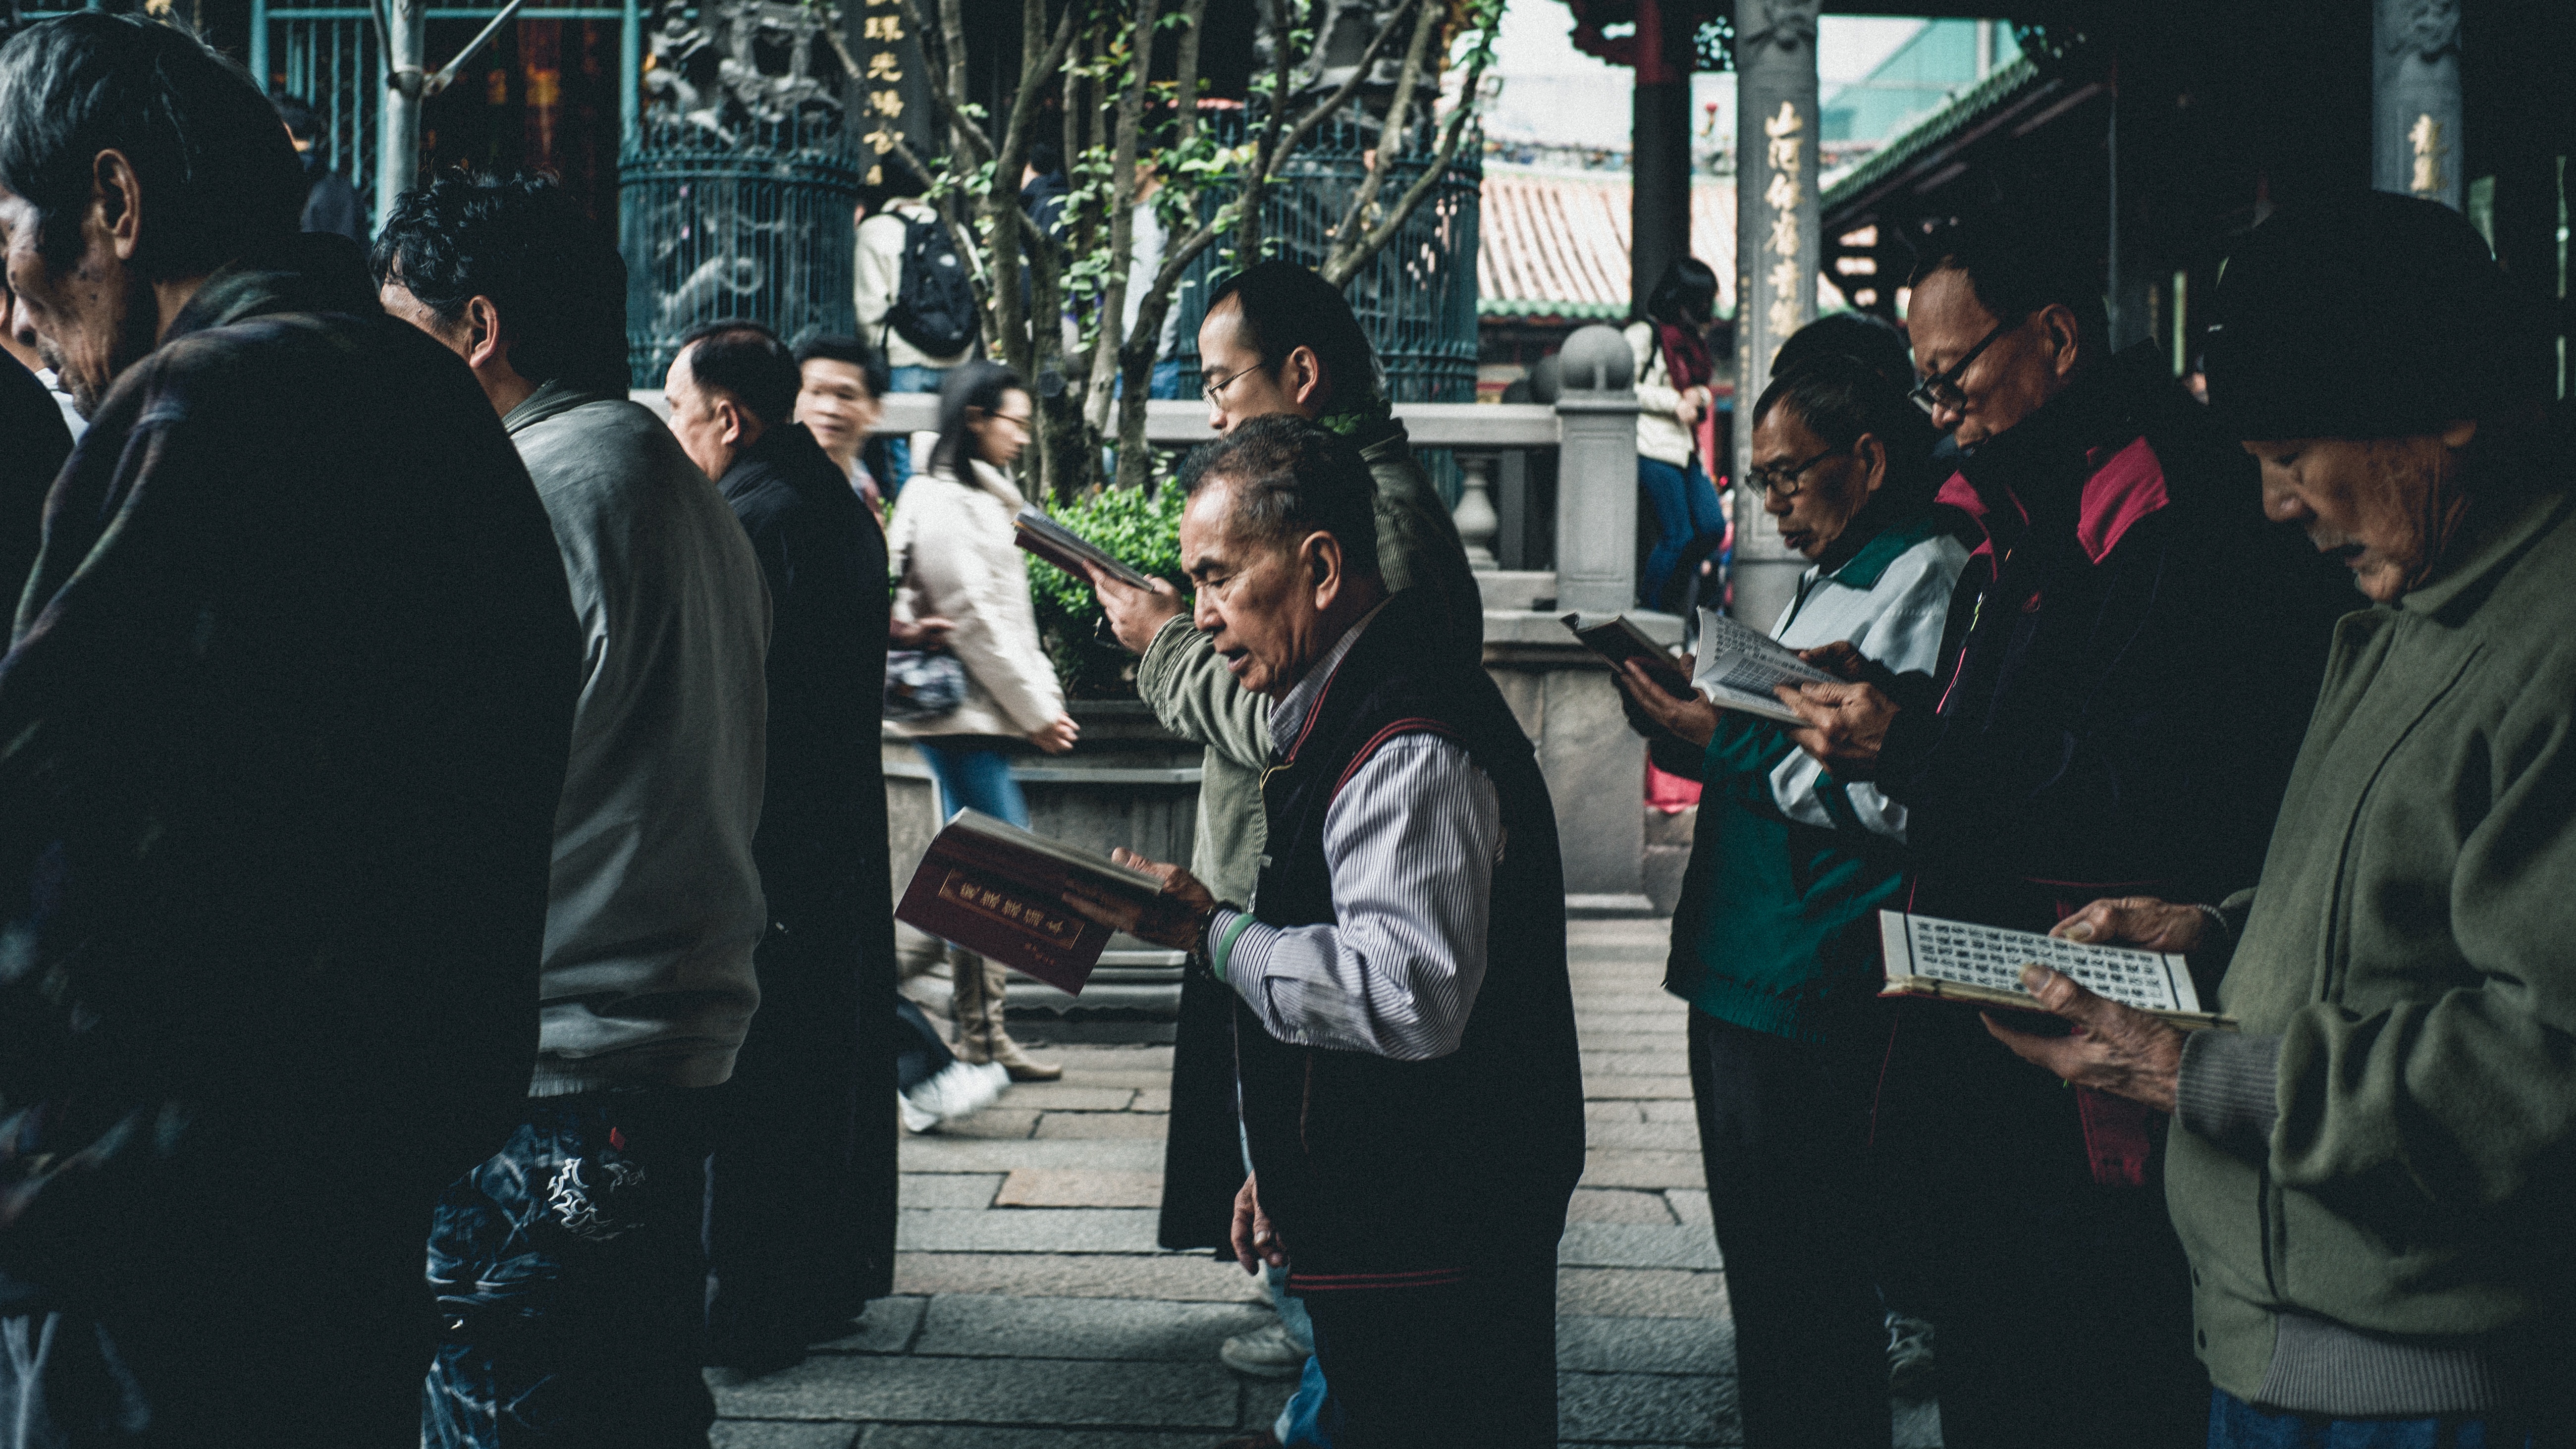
[1085,262,1486,1442]
[1771,211,2350,1449]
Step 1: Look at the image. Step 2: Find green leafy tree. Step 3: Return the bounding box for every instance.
[875,0,1505,500]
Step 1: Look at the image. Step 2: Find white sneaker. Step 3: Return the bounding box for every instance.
[898,1090,938,1134]
[904,1059,1007,1129]
[1219,1320,1310,1380]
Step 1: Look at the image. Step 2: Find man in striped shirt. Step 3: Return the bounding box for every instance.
[1068,417,1583,1449]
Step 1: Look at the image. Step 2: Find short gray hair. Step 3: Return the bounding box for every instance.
[1181,415,1380,578]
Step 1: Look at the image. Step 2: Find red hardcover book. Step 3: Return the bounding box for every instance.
[895,808,1168,996]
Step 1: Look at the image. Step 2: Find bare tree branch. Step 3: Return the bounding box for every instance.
[1322,45,1488,287]
[1262,0,1408,187]
[1171,0,1206,147]
[1321,0,1440,271]
[1083,0,1164,433]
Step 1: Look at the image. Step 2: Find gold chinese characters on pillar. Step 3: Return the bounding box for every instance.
[1763,101,1805,341]
[2407,112,2446,197]
[859,0,905,184]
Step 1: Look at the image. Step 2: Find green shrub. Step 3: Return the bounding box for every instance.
[1026,483,1192,698]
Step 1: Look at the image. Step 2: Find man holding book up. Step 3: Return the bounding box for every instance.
[1066,417,1583,1449]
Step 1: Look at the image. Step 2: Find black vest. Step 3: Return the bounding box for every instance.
[1237,589,1586,1282]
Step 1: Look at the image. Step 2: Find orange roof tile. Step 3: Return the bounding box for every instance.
[1478,166,1737,322]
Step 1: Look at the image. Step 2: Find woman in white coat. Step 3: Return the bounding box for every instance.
[887,361,1078,1081]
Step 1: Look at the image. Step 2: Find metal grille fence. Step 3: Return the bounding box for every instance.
[1169,109,1482,497]
[619,111,862,387]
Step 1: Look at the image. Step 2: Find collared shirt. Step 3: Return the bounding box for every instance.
[1207,601,1504,1062]
[1757,524,1970,839]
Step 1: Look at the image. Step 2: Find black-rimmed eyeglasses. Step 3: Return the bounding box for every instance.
[1201,365,1259,407]
[1908,313,2024,417]
[1747,444,1847,499]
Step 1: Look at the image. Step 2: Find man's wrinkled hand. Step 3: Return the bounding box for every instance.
[1061,847,1218,950]
[1613,659,1721,748]
[1777,679,1899,778]
[1231,1172,1286,1274]
[1983,965,2185,1114]
[2051,896,2212,954]
[1087,564,1187,655]
[1796,641,1904,693]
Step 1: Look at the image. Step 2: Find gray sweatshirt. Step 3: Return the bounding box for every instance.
[506,383,772,1095]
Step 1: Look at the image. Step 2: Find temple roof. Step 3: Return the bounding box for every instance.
[1478,164,1737,323]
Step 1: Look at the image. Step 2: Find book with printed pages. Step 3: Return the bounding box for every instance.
[1688,610,1844,727]
[895,809,1168,996]
[1014,507,1158,591]
[1877,909,2236,1031]
[1560,613,1697,699]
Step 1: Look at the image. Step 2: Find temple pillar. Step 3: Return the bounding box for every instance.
[1728,0,1819,633]
[1630,0,1696,315]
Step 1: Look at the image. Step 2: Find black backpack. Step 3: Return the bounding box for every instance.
[886,212,978,359]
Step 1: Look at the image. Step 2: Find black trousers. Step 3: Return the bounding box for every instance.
[705,914,898,1359]
[1874,1004,2206,1449]
[1297,1232,1562,1449]
[1688,1008,1894,1449]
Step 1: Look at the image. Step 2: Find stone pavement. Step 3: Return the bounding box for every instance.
[707,916,1942,1447]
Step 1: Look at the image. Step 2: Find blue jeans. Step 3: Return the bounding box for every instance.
[1150,357,1183,400]
[424,1091,716,1448]
[2208,1389,2566,1449]
[885,364,951,492]
[1638,455,1725,611]
[916,739,1028,829]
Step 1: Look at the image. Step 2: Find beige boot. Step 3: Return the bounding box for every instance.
[948,947,1061,1081]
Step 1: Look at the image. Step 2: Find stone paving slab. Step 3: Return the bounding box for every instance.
[811,1296,927,1354]
[1587,1120,1703,1151]
[1559,1313,1732,1376]
[710,1423,862,1449]
[709,1354,1241,1429]
[911,1294,1270,1362]
[1559,1370,1737,1446]
[928,1109,1040,1140]
[1582,1148,1710,1188]
[899,1175,1005,1209]
[995,1168,1164,1208]
[1568,1187,1680,1225]
[1561,1223,1725,1271]
[1558,1267,1728,1319]
[899,1208,1161,1254]
[998,1086,1139,1112]
[1667,1188,1713,1227]
[1642,1100,1699,1123]
[1587,1100,1647,1124]
[900,1138,1164,1173]
[1032,1112,1170,1139]
[1579,1075,1696,1100]
[894,1252,1267,1303]
[1585,1050,1693,1075]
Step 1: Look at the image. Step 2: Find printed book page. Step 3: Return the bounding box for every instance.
[944,808,1165,897]
[1691,610,1841,726]
[1877,909,2228,1026]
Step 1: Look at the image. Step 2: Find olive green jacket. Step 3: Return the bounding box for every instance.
[1136,417,1484,902]
[2168,483,2576,1416]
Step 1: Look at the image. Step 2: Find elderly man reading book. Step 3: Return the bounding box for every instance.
[1066,417,1581,1449]
[1985,195,2576,1445]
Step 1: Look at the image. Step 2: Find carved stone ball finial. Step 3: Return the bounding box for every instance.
[1558,324,1636,395]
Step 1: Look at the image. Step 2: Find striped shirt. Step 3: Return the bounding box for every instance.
[1208,602,1503,1062]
